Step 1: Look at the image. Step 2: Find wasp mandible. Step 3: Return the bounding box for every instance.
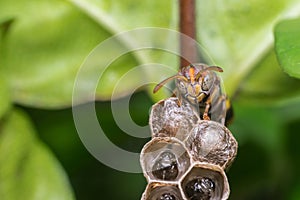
[153,63,233,125]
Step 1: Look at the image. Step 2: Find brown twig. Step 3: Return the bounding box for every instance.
[179,0,198,68]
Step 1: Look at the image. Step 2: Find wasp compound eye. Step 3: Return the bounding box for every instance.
[201,73,214,91]
[152,151,179,181]
[185,177,215,200]
[140,137,191,182]
[176,80,187,93]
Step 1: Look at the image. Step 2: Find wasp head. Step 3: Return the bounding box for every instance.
[153,63,223,105]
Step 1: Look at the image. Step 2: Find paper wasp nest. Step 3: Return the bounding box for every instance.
[141,98,238,200]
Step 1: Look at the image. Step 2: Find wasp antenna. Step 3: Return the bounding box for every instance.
[208,66,223,72]
[153,75,187,93]
[195,66,223,80]
[153,75,177,93]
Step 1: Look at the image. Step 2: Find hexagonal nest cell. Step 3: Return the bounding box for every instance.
[181,163,230,200]
[140,137,191,182]
[185,120,238,169]
[149,97,199,141]
[141,182,184,200]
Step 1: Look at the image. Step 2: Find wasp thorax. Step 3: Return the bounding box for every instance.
[142,183,183,200]
[150,97,199,141]
[181,163,229,200]
[185,120,238,169]
[140,137,191,182]
[152,151,179,181]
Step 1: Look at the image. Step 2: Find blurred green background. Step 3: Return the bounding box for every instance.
[1,0,300,199]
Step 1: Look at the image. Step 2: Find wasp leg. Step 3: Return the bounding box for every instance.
[203,99,211,121]
[176,93,183,107]
[176,98,182,107]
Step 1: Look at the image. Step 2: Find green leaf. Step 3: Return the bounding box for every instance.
[2,0,300,108]
[0,79,11,119]
[0,75,11,119]
[0,18,14,39]
[67,0,176,32]
[0,0,176,108]
[274,17,300,78]
[235,49,300,106]
[0,109,75,200]
[0,0,110,108]
[197,0,300,96]
[0,19,12,118]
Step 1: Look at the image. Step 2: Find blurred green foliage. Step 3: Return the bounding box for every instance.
[1,0,300,199]
[275,17,300,79]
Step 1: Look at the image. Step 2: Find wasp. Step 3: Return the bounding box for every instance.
[153,63,233,126]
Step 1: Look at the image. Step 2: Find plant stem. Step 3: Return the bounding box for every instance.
[179,0,198,68]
